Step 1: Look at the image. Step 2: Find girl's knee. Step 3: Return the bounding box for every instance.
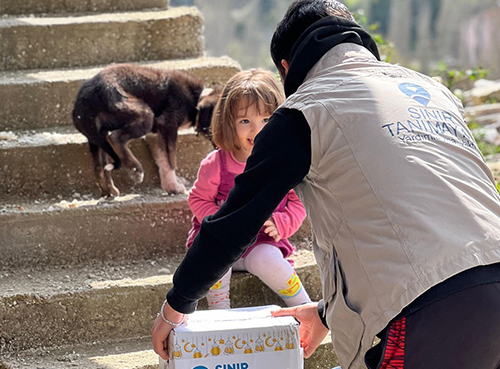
[244,244,310,306]
[244,244,285,274]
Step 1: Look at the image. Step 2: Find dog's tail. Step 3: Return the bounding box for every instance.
[72,108,122,171]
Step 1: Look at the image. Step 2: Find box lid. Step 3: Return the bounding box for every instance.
[173,305,298,334]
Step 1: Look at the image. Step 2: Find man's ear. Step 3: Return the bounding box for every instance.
[279,59,290,84]
[281,59,290,75]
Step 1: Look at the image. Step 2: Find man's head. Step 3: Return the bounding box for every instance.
[270,0,354,81]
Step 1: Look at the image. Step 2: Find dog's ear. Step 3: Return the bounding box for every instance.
[198,87,214,101]
[197,85,222,104]
[195,102,215,145]
[195,87,220,149]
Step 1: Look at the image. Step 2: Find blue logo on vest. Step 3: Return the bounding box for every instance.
[398,83,431,107]
[192,366,208,369]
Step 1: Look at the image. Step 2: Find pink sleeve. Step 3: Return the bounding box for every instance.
[188,151,221,223]
[271,189,307,240]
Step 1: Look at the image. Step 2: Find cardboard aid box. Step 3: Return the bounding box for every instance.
[159,305,303,369]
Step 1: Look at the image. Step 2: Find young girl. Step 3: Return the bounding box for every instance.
[186,69,311,309]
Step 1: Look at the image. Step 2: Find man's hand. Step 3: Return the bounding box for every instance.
[271,302,329,358]
[264,218,281,242]
[152,301,185,360]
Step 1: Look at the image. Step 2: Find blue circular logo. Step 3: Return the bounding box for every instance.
[192,366,208,369]
[398,82,431,107]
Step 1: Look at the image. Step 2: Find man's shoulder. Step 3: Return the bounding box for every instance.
[281,91,317,111]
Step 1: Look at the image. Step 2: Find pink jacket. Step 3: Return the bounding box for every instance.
[187,149,306,258]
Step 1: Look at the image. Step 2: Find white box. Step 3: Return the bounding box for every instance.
[159,305,303,369]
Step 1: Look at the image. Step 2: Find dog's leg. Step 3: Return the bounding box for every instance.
[108,132,144,185]
[106,105,154,185]
[89,142,119,197]
[163,125,189,193]
[100,147,121,197]
[146,131,186,195]
[147,120,186,195]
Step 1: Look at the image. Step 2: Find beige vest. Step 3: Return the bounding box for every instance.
[282,43,500,368]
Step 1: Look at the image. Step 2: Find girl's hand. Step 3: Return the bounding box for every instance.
[264,218,281,242]
[152,302,186,360]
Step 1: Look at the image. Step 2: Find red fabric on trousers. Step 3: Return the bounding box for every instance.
[380,317,406,369]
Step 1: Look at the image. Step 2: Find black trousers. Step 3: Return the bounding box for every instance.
[365,282,500,369]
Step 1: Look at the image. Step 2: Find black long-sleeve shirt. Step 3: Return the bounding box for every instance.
[167,108,311,313]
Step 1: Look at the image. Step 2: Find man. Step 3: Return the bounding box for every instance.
[153,1,500,368]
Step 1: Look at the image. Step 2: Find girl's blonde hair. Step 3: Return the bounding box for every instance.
[211,69,285,152]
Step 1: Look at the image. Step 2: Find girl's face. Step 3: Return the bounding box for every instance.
[232,99,271,162]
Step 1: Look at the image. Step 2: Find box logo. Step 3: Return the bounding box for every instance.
[191,363,249,369]
[215,364,249,369]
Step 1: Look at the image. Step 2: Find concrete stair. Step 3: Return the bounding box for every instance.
[0,337,339,369]
[0,128,214,202]
[1,0,169,16]
[0,252,337,368]
[0,187,312,270]
[0,0,338,368]
[0,192,194,270]
[0,252,321,353]
[0,7,204,71]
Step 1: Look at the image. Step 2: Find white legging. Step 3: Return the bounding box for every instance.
[206,243,311,309]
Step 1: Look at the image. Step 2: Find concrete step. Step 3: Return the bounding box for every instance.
[0,56,240,131]
[0,251,321,353]
[0,336,339,369]
[0,0,168,16]
[465,102,500,120]
[0,190,194,270]
[0,182,312,269]
[0,128,213,203]
[0,7,204,71]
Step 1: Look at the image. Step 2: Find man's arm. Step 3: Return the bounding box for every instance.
[167,108,312,313]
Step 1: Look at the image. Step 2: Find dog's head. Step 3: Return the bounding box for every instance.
[195,86,221,148]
